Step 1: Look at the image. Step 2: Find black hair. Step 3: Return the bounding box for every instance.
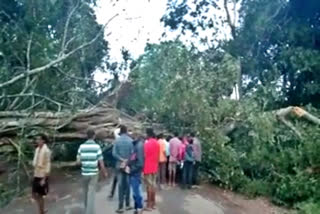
[166,135,173,142]
[157,133,164,139]
[146,128,155,138]
[190,132,196,137]
[37,133,50,144]
[173,132,179,137]
[87,128,95,139]
[119,125,127,135]
[188,138,194,144]
[132,139,140,146]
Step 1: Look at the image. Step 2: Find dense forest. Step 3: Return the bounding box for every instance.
[1,0,320,213]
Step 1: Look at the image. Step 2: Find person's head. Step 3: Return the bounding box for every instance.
[190,132,196,138]
[87,128,95,139]
[173,132,179,137]
[157,133,164,139]
[35,134,49,147]
[146,128,155,138]
[188,138,194,145]
[166,135,172,142]
[119,125,128,135]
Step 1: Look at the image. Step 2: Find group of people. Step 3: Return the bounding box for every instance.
[108,126,202,214]
[30,126,202,214]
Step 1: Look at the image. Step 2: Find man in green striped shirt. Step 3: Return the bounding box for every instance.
[77,129,107,214]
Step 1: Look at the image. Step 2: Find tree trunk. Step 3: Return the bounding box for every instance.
[0,102,165,143]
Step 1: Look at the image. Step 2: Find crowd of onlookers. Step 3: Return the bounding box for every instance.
[108,126,202,214]
[30,126,202,214]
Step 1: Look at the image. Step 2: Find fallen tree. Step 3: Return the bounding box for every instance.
[222,106,320,137]
[0,102,165,144]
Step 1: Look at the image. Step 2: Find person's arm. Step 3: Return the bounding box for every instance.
[157,141,161,162]
[112,141,124,162]
[98,146,108,178]
[75,146,81,165]
[45,149,51,177]
[32,148,38,167]
[130,143,144,174]
[40,149,51,186]
[198,141,202,162]
[161,142,166,159]
[178,145,182,161]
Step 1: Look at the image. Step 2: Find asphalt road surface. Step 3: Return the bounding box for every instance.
[1,171,291,214]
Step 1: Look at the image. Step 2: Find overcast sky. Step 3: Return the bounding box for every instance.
[93,0,239,98]
[94,0,168,61]
[93,0,238,88]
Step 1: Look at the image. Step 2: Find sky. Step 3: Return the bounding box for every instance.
[93,0,169,82]
[94,0,168,61]
[93,0,239,98]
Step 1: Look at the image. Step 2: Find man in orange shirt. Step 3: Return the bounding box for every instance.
[157,133,167,186]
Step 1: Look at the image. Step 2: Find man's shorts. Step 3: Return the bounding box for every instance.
[32,177,49,196]
[168,162,177,173]
[144,173,157,189]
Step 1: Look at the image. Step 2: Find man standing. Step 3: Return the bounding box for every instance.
[77,129,107,214]
[191,132,202,186]
[108,127,121,199]
[157,133,167,186]
[168,132,182,187]
[112,125,134,213]
[143,128,160,210]
[32,134,51,214]
[182,138,195,189]
[128,136,144,214]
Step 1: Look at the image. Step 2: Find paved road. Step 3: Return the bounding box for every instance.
[1,172,290,214]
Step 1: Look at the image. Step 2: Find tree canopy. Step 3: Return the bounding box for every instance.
[162,0,320,108]
[0,0,109,111]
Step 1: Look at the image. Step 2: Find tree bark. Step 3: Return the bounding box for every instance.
[222,106,320,137]
[0,102,165,143]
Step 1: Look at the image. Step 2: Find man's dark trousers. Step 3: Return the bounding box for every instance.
[117,170,130,209]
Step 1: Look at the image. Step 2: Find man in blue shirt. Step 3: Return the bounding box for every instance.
[112,125,134,213]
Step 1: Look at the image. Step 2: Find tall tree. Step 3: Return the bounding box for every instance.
[161,0,320,107]
[120,41,238,130]
[0,0,116,111]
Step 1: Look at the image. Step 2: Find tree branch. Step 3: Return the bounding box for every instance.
[56,67,105,86]
[224,0,236,39]
[26,33,33,71]
[60,0,81,56]
[275,106,320,138]
[0,13,119,89]
[0,93,68,109]
[7,76,38,110]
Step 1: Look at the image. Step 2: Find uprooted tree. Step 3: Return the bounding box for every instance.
[0,1,127,202]
[0,1,123,143]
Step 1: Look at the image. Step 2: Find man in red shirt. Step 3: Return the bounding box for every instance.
[143,128,160,211]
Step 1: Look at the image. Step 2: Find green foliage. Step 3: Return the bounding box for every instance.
[120,41,237,131]
[158,1,320,208]
[298,201,320,214]
[162,0,320,107]
[0,0,109,111]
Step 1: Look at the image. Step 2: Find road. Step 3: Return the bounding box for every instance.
[1,171,290,214]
